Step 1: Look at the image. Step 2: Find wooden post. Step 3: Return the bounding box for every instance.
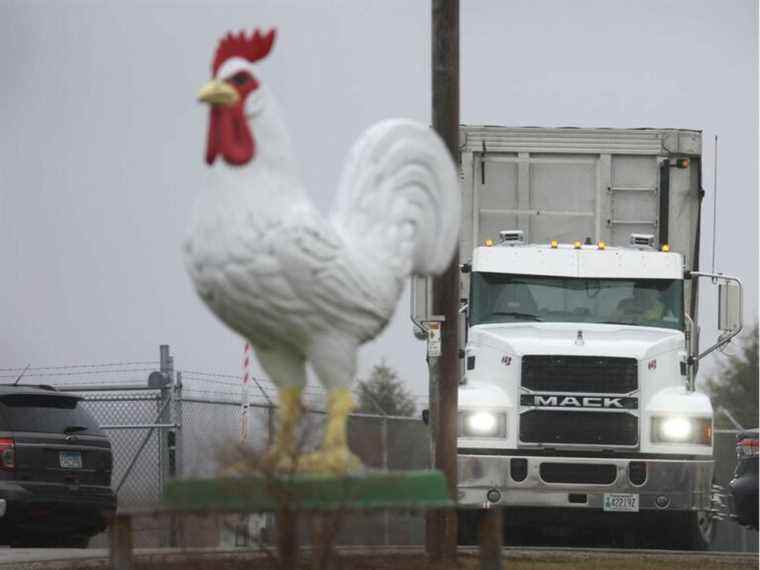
[478,508,503,570]
[311,513,324,570]
[429,0,460,561]
[110,514,134,570]
[277,509,299,568]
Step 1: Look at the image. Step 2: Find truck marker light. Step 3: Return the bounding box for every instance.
[573,241,582,249]
[704,423,713,446]
[484,239,494,247]
[661,244,671,252]
[648,359,657,370]
[550,240,558,249]
[675,158,689,169]
[597,241,607,250]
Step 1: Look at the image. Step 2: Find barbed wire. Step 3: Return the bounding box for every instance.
[181,369,241,380]
[0,359,429,407]
[181,374,277,389]
[0,368,155,379]
[49,379,162,387]
[182,370,429,414]
[0,361,158,372]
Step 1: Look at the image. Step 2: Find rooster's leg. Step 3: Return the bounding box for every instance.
[256,347,307,472]
[300,337,362,474]
[265,385,304,469]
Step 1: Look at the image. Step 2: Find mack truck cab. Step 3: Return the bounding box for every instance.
[455,231,741,549]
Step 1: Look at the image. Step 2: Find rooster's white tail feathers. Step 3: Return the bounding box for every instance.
[331,119,461,282]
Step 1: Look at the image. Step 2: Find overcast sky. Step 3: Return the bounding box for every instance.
[0,0,756,401]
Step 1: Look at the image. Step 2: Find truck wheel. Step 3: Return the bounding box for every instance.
[682,510,715,550]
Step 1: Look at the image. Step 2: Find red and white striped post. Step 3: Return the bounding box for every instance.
[240,342,251,443]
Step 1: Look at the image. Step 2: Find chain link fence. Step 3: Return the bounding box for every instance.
[4,347,755,551]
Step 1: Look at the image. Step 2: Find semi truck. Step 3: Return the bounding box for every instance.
[412,126,744,549]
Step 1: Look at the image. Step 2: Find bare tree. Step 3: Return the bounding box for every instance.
[705,323,759,429]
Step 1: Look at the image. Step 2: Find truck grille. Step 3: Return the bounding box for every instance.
[522,355,638,393]
[520,411,638,446]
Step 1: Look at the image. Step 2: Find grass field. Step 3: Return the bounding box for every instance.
[40,550,756,570]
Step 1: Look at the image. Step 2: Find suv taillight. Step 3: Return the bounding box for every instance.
[0,438,15,470]
[737,437,759,459]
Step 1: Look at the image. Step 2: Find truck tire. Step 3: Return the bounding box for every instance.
[651,510,715,550]
[682,510,716,551]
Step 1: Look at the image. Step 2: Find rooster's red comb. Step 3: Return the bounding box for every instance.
[212,29,276,76]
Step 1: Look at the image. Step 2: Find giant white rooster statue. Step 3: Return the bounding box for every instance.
[184,29,461,473]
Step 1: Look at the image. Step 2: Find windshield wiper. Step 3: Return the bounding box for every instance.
[63,425,88,434]
[491,311,542,322]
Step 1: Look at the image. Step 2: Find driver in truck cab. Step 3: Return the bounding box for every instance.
[613,284,666,321]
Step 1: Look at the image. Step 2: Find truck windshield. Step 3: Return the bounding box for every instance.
[470,273,684,330]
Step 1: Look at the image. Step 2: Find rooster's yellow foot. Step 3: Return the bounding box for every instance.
[298,445,363,474]
[218,448,293,477]
[257,447,299,473]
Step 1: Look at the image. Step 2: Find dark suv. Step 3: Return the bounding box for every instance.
[729,428,759,530]
[0,385,116,547]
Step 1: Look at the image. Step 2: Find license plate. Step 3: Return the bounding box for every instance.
[603,493,639,512]
[59,451,82,469]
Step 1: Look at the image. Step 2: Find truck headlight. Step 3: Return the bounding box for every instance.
[651,416,712,445]
[459,410,507,438]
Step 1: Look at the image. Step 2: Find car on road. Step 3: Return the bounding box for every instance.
[729,428,758,530]
[0,385,116,547]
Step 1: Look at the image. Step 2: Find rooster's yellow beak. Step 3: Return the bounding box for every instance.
[198,80,240,106]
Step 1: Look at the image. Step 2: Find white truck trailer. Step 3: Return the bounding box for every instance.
[412,126,743,549]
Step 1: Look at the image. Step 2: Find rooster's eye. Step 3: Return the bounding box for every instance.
[231,72,249,86]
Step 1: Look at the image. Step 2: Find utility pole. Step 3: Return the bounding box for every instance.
[427,0,459,561]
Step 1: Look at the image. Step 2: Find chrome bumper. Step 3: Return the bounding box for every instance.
[458,454,714,511]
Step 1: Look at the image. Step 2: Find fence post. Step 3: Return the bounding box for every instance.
[267,404,275,446]
[170,370,183,547]
[382,416,389,546]
[110,514,134,570]
[173,371,183,479]
[158,345,173,547]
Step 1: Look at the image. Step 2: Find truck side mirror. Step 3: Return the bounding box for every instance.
[421,409,430,425]
[718,281,742,332]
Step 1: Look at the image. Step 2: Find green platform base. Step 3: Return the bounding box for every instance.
[163,470,453,513]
